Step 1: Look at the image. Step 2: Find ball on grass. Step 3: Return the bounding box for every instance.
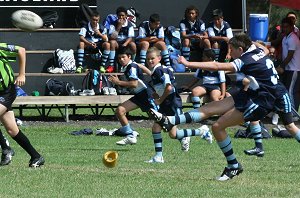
[103,151,118,168]
[11,10,43,32]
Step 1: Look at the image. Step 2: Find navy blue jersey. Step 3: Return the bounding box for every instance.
[207,20,233,38]
[232,45,280,110]
[151,64,182,108]
[109,20,135,42]
[194,69,226,84]
[179,18,206,35]
[120,61,147,94]
[79,23,107,43]
[137,21,164,39]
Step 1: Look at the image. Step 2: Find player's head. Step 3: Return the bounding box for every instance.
[149,14,161,30]
[116,6,127,21]
[185,5,199,21]
[202,49,215,61]
[146,47,161,68]
[281,17,294,35]
[228,33,252,59]
[286,11,297,25]
[212,9,223,26]
[90,11,100,27]
[117,47,132,66]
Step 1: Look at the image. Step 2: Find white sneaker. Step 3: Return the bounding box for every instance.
[108,87,117,95]
[47,67,63,74]
[272,113,279,125]
[116,136,137,145]
[79,89,95,96]
[145,156,164,163]
[132,131,140,137]
[180,137,191,152]
[102,87,109,95]
[199,125,213,144]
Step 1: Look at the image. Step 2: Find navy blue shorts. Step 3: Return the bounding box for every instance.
[201,84,220,93]
[158,105,183,117]
[0,84,17,111]
[129,90,156,112]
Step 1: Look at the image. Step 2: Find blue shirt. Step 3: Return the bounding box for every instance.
[207,20,233,39]
[179,18,206,36]
[194,68,226,84]
[109,20,135,42]
[137,21,164,39]
[79,22,107,43]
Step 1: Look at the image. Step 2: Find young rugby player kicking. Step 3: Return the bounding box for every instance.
[150,33,300,181]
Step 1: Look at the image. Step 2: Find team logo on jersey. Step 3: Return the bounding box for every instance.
[7,45,15,52]
[0,97,5,103]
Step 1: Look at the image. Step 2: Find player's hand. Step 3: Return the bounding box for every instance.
[94,29,101,35]
[108,75,119,85]
[276,66,284,75]
[218,95,225,100]
[91,43,97,48]
[177,56,189,66]
[15,74,25,86]
[154,98,162,105]
[225,54,231,61]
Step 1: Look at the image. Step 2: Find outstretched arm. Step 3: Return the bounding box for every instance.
[15,47,26,86]
[178,56,235,72]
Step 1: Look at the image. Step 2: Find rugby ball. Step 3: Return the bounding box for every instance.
[11,10,43,32]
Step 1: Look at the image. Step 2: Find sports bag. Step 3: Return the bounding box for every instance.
[45,78,75,96]
[82,69,103,95]
[40,10,59,28]
[75,3,94,28]
[54,49,76,73]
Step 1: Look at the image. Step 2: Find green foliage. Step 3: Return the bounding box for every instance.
[1,123,300,197]
[269,5,300,28]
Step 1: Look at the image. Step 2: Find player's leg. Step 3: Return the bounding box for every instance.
[76,41,85,73]
[199,38,211,49]
[139,41,150,65]
[190,86,207,109]
[211,42,220,61]
[146,122,164,163]
[1,110,44,167]
[128,41,137,61]
[181,38,191,60]
[115,100,139,145]
[0,130,14,166]
[244,121,264,157]
[150,96,235,131]
[154,41,171,67]
[212,108,244,181]
[100,41,111,72]
[209,89,222,101]
[107,40,118,72]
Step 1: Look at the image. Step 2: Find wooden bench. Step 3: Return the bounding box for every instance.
[12,94,197,122]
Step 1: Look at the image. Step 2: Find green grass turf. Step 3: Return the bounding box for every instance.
[0,123,300,198]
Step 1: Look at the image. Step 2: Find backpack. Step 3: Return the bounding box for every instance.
[103,7,140,29]
[82,69,103,95]
[53,49,76,73]
[45,78,75,96]
[167,45,185,72]
[165,26,181,50]
[75,3,94,28]
[39,10,59,28]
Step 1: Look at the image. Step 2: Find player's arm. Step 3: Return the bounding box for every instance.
[15,47,26,86]
[253,41,269,55]
[80,35,94,47]
[178,56,235,72]
[219,82,226,100]
[108,75,138,88]
[156,83,172,105]
[279,50,295,69]
[136,63,151,75]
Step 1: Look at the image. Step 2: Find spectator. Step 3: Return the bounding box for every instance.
[137,14,171,67]
[76,11,110,73]
[207,9,233,62]
[108,6,136,73]
[181,49,226,109]
[179,5,211,61]
[277,17,300,118]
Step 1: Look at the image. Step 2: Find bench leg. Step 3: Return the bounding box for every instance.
[65,105,69,122]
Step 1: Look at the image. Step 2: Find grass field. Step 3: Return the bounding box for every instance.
[1,121,300,198]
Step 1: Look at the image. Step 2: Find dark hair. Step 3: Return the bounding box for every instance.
[202,49,215,60]
[149,14,160,23]
[286,11,297,19]
[116,6,127,15]
[212,9,223,18]
[184,5,199,19]
[281,17,294,27]
[117,47,132,57]
[91,11,100,18]
[229,33,252,52]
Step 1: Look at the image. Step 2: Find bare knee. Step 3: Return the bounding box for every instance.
[212,122,224,134]
[139,41,150,50]
[116,105,126,116]
[79,41,85,49]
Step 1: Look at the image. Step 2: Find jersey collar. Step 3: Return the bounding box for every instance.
[88,22,99,33]
[151,63,162,74]
[120,60,133,72]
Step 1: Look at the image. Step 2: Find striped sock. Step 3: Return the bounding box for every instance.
[108,50,116,67]
[161,50,171,66]
[100,50,110,67]
[139,50,147,65]
[176,129,201,139]
[212,48,220,61]
[294,130,300,143]
[77,49,84,66]
[191,96,201,109]
[152,132,163,157]
[250,123,263,150]
[182,47,190,60]
[217,135,239,168]
[169,109,201,125]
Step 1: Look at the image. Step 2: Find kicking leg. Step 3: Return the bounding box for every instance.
[244,121,264,157]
